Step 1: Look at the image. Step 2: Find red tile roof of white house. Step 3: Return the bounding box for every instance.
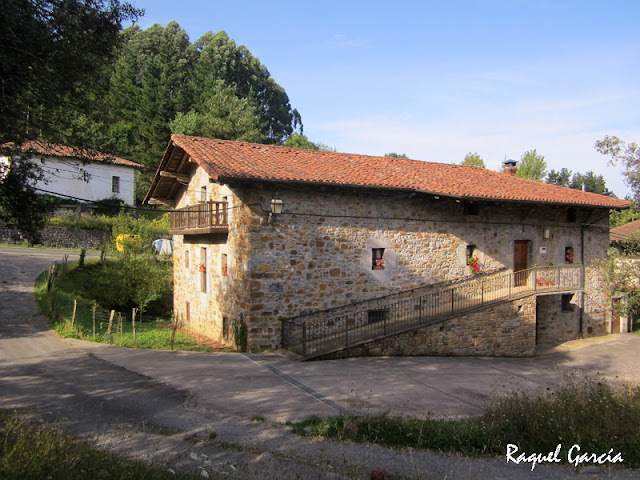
[146,135,630,209]
[2,141,143,169]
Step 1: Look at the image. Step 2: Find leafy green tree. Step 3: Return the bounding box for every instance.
[461,152,485,168]
[0,155,52,243]
[546,168,572,187]
[610,206,640,228]
[0,0,140,241]
[285,134,320,150]
[569,171,612,196]
[192,30,297,144]
[0,0,140,146]
[170,80,264,142]
[546,168,612,196]
[385,152,409,159]
[516,149,547,181]
[595,135,640,202]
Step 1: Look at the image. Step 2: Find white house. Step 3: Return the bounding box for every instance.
[1,141,143,206]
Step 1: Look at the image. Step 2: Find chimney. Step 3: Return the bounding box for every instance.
[503,159,517,176]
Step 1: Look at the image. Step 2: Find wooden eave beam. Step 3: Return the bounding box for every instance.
[148,198,175,208]
[160,171,190,183]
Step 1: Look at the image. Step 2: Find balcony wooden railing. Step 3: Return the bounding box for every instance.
[169,201,228,235]
[281,265,584,360]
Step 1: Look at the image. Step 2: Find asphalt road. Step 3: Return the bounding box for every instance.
[1,246,639,479]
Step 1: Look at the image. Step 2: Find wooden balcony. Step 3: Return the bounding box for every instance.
[169,201,229,235]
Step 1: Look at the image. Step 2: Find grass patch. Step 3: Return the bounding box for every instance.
[35,260,221,352]
[0,411,195,479]
[289,375,640,469]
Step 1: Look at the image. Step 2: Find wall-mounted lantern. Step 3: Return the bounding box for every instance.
[268,196,284,222]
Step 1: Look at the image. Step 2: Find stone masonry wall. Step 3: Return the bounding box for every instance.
[170,165,614,354]
[536,293,581,344]
[317,295,537,359]
[0,223,109,249]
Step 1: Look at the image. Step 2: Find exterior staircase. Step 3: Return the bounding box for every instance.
[281,265,584,360]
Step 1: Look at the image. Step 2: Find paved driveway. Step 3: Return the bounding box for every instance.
[75,330,640,422]
[3,246,640,480]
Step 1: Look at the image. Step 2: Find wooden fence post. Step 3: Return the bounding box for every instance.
[107,310,115,343]
[170,314,178,350]
[71,299,77,328]
[132,308,136,344]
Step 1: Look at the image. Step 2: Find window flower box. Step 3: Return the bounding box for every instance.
[198,263,207,273]
[467,255,480,274]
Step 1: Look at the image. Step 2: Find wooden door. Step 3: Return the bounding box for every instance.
[612,298,621,333]
[514,240,529,286]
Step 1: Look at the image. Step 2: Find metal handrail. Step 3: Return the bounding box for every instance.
[281,264,584,359]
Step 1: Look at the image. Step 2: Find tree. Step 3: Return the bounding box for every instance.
[569,171,612,196]
[516,149,547,181]
[285,133,319,150]
[461,152,485,168]
[0,0,140,145]
[170,80,264,142]
[192,30,297,145]
[595,135,640,202]
[0,0,140,241]
[546,168,612,196]
[546,168,572,187]
[385,152,409,159]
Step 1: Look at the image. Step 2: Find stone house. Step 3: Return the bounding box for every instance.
[1,141,143,206]
[144,135,629,357]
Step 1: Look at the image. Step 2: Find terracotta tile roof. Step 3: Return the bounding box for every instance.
[152,135,631,209]
[2,141,143,169]
[610,219,640,242]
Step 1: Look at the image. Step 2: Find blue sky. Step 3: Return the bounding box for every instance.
[128,0,640,198]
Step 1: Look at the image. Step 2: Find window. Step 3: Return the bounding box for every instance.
[222,254,228,276]
[222,316,230,340]
[368,308,389,324]
[562,294,574,312]
[184,250,190,269]
[463,201,479,216]
[466,244,476,259]
[372,248,385,270]
[111,176,120,194]
[565,246,574,264]
[185,302,190,321]
[200,247,207,293]
[200,185,207,203]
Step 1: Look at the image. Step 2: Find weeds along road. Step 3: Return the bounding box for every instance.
[1,246,638,480]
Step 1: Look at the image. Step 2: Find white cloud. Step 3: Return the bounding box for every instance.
[325,33,367,49]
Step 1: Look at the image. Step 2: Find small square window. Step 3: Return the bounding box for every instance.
[565,246,574,264]
[368,308,389,324]
[562,294,574,312]
[466,244,476,259]
[200,247,207,293]
[111,176,120,194]
[372,248,385,270]
[464,202,479,216]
